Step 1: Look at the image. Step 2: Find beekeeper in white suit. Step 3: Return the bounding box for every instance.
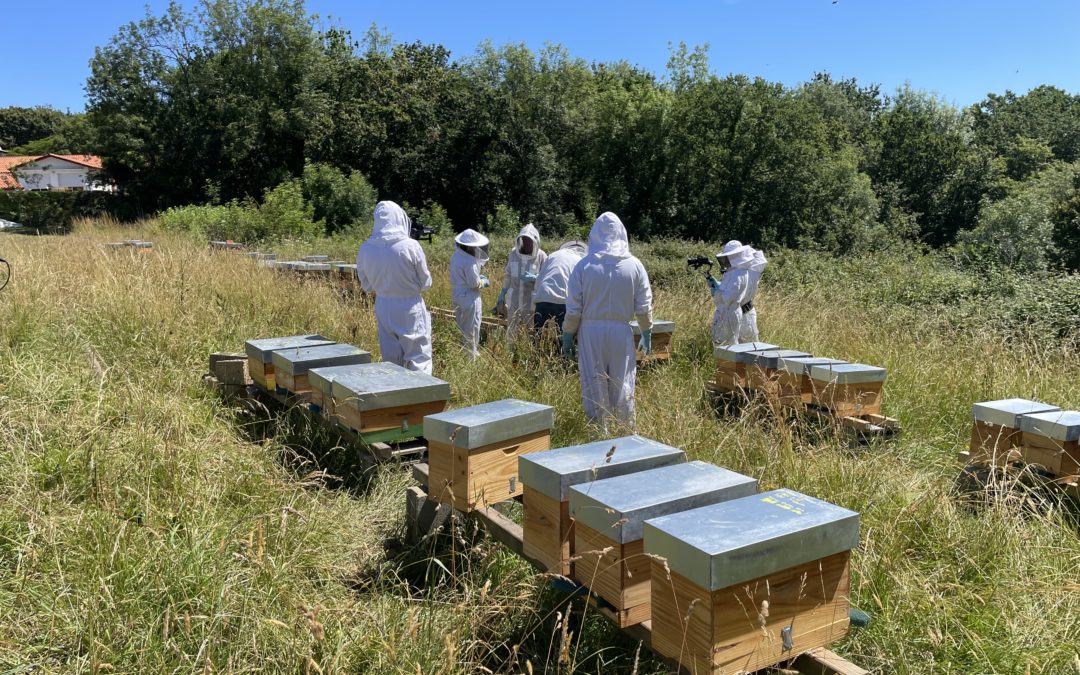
[355,201,434,373]
[562,213,653,431]
[739,247,767,342]
[707,240,754,346]
[450,229,491,358]
[496,223,546,337]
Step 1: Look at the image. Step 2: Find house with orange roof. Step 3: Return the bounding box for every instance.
[0,153,112,192]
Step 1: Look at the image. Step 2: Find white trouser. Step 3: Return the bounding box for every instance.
[711,307,742,346]
[453,290,482,358]
[739,306,759,342]
[507,286,535,338]
[577,320,637,431]
[374,295,433,374]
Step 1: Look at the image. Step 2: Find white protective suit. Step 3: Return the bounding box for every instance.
[564,213,652,431]
[502,224,547,336]
[355,201,434,373]
[532,241,587,305]
[711,241,754,347]
[739,248,768,342]
[450,236,488,359]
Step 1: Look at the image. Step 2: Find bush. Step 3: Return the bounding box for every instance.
[417,202,452,236]
[0,190,137,231]
[300,163,377,234]
[484,204,521,236]
[159,180,321,243]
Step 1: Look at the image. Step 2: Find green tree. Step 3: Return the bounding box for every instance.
[0,106,68,149]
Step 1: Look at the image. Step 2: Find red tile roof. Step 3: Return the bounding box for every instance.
[0,153,105,190]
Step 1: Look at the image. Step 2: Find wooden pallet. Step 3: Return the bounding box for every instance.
[707,383,901,444]
[957,450,1080,500]
[407,462,870,675]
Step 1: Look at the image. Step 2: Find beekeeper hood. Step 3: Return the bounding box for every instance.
[455,228,491,262]
[587,212,631,259]
[369,201,411,245]
[560,240,588,256]
[516,223,541,256]
[718,240,754,269]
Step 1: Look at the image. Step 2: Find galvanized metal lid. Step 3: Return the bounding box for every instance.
[270,343,371,375]
[519,436,686,501]
[333,263,358,274]
[302,255,329,262]
[423,399,554,449]
[330,362,451,411]
[302,263,332,271]
[972,398,1061,429]
[630,320,675,335]
[308,364,372,395]
[746,349,812,370]
[713,342,779,363]
[644,488,860,591]
[776,356,847,376]
[244,335,334,363]
[1018,409,1080,442]
[569,461,758,543]
[808,362,887,384]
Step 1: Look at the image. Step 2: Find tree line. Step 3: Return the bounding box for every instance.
[5,0,1080,269]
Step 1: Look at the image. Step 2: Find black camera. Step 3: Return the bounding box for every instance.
[410,221,435,242]
[687,255,712,272]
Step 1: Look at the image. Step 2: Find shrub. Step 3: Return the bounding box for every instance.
[484,204,521,236]
[417,202,452,236]
[300,163,377,234]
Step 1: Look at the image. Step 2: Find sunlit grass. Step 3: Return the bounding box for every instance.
[0,221,1077,673]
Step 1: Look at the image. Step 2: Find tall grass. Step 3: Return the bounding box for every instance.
[0,221,1077,673]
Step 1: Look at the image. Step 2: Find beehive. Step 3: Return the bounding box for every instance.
[330,362,450,443]
[425,400,555,512]
[302,255,329,262]
[774,356,848,404]
[631,320,675,361]
[712,342,778,391]
[744,349,812,394]
[333,263,360,293]
[570,461,757,627]
[808,363,887,416]
[969,398,1061,466]
[244,335,334,390]
[645,489,860,674]
[1018,410,1080,477]
[519,436,685,575]
[271,344,371,395]
[307,364,370,418]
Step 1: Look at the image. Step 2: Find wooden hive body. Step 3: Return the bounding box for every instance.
[519,436,685,576]
[712,343,777,391]
[307,364,373,419]
[271,344,371,395]
[244,335,334,390]
[631,320,675,362]
[774,357,847,404]
[808,363,886,416]
[330,363,451,443]
[1018,410,1080,477]
[570,461,757,627]
[744,349,812,394]
[645,489,859,674]
[969,398,1060,466]
[425,400,555,512]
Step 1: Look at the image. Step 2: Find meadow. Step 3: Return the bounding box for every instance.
[0,222,1077,674]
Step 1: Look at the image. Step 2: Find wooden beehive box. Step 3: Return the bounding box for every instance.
[425,399,555,512]
[808,363,887,416]
[645,489,860,675]
[307,364,370,418]
[330,362,450,443]
[631,320,675,362]
[1018,410,1080,477]
[774,356,847,405]
[712,342,777,391]
[333,263,360,292]
[244,335,335,390]
[271,344,371,395]
[570,461,757,627]
[302,255,329,262]
[519,436,685,576]
[969,398,1061,466]
[744,349,811,394]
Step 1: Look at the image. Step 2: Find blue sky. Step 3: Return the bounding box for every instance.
[2,0,1078,112]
